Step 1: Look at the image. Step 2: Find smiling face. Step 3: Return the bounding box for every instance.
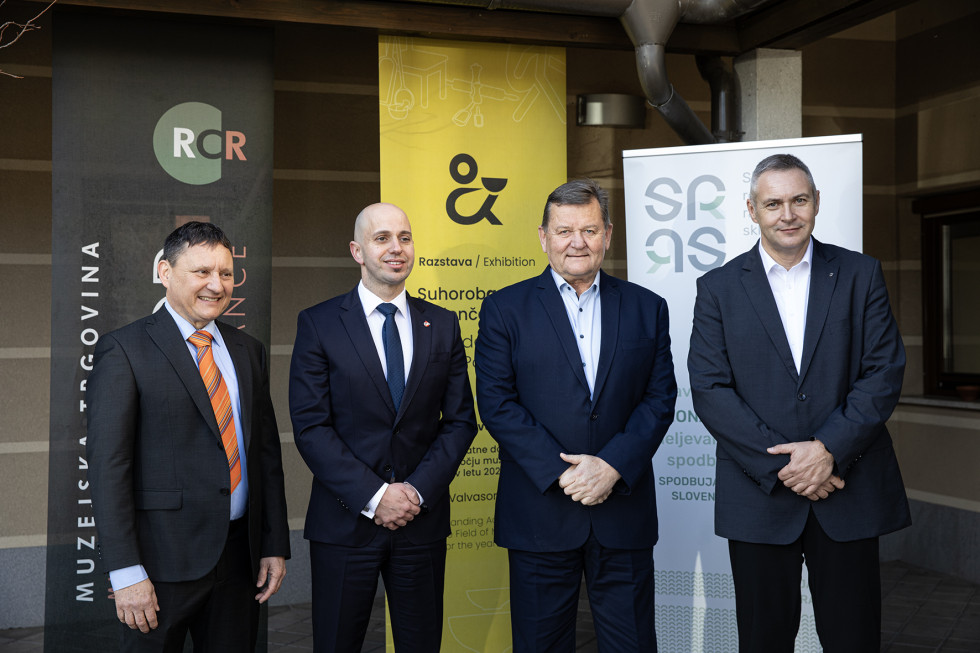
[158,243,234,329]
[538,198,612,295]
[350,203,415,301]
[748,167,820,269]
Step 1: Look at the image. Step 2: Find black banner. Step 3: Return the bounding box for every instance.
[47,12,274,650]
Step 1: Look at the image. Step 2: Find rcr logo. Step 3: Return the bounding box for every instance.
[153,102,246,185]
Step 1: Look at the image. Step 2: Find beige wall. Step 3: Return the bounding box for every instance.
[2,0,979,627]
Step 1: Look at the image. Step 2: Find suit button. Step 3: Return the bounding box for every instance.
[384,464,392,472]
[590,413,598,421]
[797,393,807,401]
[220,488,230,496]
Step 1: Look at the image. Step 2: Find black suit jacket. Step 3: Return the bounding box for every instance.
[288,288,477,547]
[87,309,290,583]
[475,268,677,552]
[689,239,911,544]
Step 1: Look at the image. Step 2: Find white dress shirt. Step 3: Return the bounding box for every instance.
[355,282,420,517]
[759,239,813,373]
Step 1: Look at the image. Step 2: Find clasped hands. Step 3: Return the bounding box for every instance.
[557,453,621,506]
[374,482,420,530]
[767,440,845,501]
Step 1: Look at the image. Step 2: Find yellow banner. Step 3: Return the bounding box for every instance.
[379,35,566,652]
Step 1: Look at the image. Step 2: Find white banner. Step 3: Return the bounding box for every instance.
[623,135,863,652]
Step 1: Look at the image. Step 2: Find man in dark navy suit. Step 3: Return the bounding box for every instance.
[475,179,676,652]
[689,154,910,652]
[289,202,477,652]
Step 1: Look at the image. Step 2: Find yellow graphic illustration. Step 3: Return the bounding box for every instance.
[380,35,566,652]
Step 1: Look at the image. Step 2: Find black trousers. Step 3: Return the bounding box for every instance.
[507,533,656,653]
[120,516,258,653]
[309,529,446,653]
[728,509,880,653]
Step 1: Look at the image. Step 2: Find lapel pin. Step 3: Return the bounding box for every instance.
[829,272,834,277]
[423,321,431,327]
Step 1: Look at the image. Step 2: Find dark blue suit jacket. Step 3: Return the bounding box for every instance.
[475,268,677,552]
[288,288,477,547]
[689,239,911,544]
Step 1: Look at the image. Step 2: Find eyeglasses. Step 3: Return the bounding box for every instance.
[547,227,605,241]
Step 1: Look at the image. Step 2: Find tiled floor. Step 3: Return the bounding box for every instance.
[2,561,977,651]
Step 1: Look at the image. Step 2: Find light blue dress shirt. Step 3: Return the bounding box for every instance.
[551,268,602,397]
[109,302,249,591]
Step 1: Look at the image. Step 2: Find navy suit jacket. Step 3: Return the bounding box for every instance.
[475,268,677,552]
[87,310,290,583]
[288,288,477,547]
[689,239,911,544]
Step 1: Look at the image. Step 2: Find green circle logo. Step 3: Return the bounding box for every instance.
[153,102,246,185]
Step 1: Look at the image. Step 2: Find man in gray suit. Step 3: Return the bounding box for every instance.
[689,154,910,652]
[87,222,290,651]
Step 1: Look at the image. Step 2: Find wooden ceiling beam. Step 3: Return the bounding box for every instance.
[24,0,912,55]
[736,0,916,50]
[22,0,745,53]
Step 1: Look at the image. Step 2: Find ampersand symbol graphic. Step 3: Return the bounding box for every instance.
[446,153,507,226]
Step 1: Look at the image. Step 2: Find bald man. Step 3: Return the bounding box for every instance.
[289,203,477,652]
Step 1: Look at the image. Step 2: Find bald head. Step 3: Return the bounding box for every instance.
[353,203,407,244]
[349,202,415,300]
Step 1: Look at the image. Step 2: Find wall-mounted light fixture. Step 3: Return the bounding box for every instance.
[576,93,647,128]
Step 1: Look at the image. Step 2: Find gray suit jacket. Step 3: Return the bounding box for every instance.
[87,309,290,582]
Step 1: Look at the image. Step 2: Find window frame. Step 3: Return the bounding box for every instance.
[917,188,980,397]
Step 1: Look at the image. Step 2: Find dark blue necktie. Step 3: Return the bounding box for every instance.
[376,303,404,411]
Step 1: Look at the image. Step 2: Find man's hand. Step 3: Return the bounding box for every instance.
[801,475,846,501]
[255,556,286,604]
[557,453,621,506]
[373,483,421,530]
[112,578,160,633]
[768,440,838,498]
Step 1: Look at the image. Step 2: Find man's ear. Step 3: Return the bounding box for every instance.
[158,259,172,289]
[350,241,364,265]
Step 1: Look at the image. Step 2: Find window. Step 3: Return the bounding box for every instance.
[918,190,980,397]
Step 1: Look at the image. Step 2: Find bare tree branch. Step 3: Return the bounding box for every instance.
[1,0,57,79]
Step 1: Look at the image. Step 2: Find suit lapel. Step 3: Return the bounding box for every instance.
[398,295,431,423]
[536,268,590,394]
[799,240,839,382]
[739,246,799,382]
[219,324,253,450]
[591,270,619,404]
[339,288,397,416]
[145,310,222,442]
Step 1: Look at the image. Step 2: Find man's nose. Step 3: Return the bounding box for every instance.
[569,230,587,247]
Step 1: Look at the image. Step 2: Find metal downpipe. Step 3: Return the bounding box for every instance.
[622,0,714,144]
[695,54,742,142]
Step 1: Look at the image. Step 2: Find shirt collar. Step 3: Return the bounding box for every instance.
[549,267,600,295]
[758,237,813,274]
[164,300,221,345]
[358,281,409,318]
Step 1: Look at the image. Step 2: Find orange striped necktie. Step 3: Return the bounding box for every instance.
[188,330,241,493]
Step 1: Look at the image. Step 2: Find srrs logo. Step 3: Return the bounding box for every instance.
[643,175,726,273]
[153,102,246,185]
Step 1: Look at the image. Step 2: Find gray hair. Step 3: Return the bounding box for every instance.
[749,154,817,206]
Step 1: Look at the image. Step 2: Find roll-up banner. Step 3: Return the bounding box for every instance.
[624,134,863,652]
[47,13,274,650]
[379,35,567,652]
